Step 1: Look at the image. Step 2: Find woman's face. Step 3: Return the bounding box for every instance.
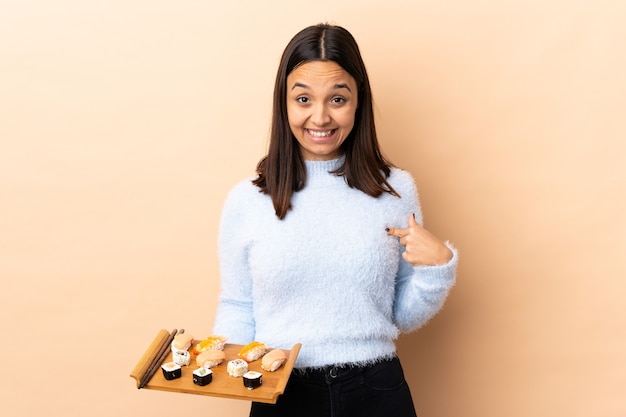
[286,60,358,161]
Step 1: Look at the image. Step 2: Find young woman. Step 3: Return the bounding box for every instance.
[213,23,458,417]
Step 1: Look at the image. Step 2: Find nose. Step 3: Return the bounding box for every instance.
[311,103,331,126]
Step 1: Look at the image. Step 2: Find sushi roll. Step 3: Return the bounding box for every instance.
[242,371,262,390]
[173,350,190,366]
[161,362,182,380]
[192,335,228,355]
[192,367,213,386]
[261,349,287,372]
[195,349,225,368]
[238,341,268,362]
[227,359,249,377]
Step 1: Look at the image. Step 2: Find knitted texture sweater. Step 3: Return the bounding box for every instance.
[213,156,457,368]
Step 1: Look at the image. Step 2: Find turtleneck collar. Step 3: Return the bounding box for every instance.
[304,154,345,177]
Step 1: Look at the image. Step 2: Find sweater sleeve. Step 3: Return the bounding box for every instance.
[393,243,458,333]
[391,172,458,333]
[212,181,256,344]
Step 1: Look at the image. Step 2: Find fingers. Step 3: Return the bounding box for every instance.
[386,227,408,238]
[388,213,451,266]
[408,212,419,227]
[386,213,419,238]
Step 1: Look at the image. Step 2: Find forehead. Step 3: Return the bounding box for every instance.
[287,61,356,88]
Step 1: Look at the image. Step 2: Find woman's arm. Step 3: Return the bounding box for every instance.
[392,242,457,333]
[212,183,256,343]
[387,172,458,333]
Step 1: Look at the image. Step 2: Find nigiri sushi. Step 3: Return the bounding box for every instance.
[238,341,267,362]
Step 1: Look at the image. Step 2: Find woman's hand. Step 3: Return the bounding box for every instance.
[387,214,453,266]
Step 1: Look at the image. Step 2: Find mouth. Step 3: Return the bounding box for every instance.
[306,128,337,139]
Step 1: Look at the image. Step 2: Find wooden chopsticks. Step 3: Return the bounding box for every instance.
[138,328,184,389]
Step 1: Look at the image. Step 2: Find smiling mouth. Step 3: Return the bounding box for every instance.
[306,129,337,138]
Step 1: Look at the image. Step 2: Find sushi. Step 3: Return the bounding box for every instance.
[195,349,225,368]
[261,349,287,372]
[242,371,262,390]
[173,350,190,366]
[161,362,182,380]
[192,367,213,386]
[192,335,227,355]
[227,359,249,377]
[171,333,194,353]
[238,341,268,362]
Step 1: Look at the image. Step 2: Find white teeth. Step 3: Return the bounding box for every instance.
[308,129,334,137]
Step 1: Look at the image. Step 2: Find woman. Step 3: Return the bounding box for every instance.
[213,23,458,417]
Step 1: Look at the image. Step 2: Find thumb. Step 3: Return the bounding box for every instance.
[408,212,419,227]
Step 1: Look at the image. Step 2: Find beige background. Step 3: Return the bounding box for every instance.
[1,1,624,416]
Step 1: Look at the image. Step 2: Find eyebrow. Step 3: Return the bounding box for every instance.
[291,82,352,92]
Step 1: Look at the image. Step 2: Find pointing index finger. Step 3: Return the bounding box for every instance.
[386,227,408,238]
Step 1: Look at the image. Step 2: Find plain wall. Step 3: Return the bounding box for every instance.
[1,1,624,416]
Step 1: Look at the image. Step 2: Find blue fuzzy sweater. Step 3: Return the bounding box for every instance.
[213,156,457,368]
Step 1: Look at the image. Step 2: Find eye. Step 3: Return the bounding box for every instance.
[296,96,309,104]
[331,97,346,104]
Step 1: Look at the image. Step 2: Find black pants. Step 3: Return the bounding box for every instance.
[249,357,418,417]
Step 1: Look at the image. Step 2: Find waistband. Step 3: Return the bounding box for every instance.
[292,355,398,383]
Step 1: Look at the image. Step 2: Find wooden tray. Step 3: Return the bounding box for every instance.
[130,329,301,404]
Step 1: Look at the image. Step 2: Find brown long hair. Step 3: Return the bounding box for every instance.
[253,23,399,219]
